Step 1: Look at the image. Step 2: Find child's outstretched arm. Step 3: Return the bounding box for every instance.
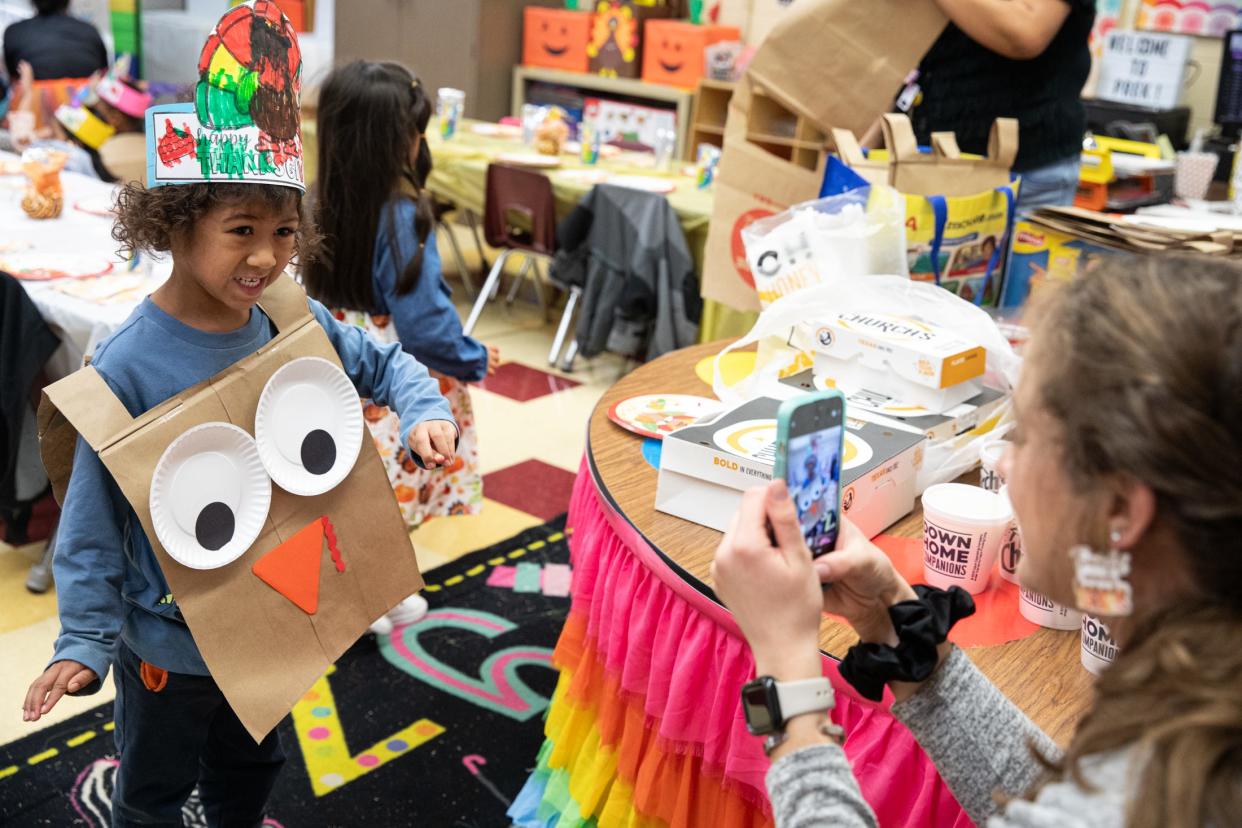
[310,300,458,469]
[377,223,490,382]
[24,438,126,721]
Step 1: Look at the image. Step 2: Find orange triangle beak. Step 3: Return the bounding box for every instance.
[252,518,326,614]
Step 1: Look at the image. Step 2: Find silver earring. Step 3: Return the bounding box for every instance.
[1069,528,1133,616]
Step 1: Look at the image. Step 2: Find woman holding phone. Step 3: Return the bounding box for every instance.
[712,256,1242,827]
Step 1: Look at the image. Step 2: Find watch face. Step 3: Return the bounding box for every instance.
[741,678,780,735]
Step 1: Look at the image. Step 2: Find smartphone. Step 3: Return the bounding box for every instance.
[773,391,846,556]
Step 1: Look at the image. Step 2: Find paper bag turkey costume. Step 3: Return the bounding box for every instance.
[36,1,424,743]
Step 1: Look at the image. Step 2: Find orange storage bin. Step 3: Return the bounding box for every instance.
[641,21,740,88]
[523,7,593,73]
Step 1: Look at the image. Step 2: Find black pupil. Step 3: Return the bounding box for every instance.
[195,502,235,551]
[301,429,337,475]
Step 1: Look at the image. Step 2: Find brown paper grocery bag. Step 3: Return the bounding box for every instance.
[701,0,947,311]
[744,0,946,137]
[38,276,424,741]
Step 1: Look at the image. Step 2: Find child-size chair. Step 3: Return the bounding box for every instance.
[461,163,582,369]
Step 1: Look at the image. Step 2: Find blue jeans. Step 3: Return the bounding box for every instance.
[111,642,285,827]
[1014,155,1081,215]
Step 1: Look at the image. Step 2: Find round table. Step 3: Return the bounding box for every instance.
[509,341,1093,828]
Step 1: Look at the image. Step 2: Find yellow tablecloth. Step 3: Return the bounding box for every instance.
[425,121,756,341]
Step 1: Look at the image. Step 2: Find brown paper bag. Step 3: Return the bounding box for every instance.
[701,0,947,311]
[38,276,424,742]
[833,113,1018,198]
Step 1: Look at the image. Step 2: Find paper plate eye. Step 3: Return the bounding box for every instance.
[149,422,272,570]
[255,357,364,496]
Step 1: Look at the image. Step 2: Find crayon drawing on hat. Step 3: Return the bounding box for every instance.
[144,0,304,190]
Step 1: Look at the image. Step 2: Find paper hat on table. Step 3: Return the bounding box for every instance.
[54,103,116,150]
[146,0,304,190]
[38,276,425,741]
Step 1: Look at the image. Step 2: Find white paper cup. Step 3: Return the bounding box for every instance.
[996,485,1021,584]
[1080,614,1119,675]
[1019,587,1082,630]
[1174,151,1218,201]
[922,483,1012,595]
[979,439,1009,493]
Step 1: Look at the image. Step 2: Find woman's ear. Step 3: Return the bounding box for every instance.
[1109,478,1158,551]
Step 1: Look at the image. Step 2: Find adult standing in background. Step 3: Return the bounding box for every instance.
[910,0,1095,210]
[3,0,108,81]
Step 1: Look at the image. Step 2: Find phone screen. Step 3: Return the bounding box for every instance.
[786,423,843,555]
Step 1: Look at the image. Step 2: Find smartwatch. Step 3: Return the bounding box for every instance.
[741,676,833,736]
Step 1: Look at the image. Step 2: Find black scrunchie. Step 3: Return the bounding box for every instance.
[838,585,976,702]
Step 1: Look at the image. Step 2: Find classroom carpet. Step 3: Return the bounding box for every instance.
[0,516,571,828]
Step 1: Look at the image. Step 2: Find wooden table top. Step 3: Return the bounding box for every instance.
[587,340,1094,745]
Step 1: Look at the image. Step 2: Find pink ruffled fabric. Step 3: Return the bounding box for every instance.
[569,456,973,827]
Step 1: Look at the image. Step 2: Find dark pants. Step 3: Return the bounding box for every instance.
[111,642,285,828]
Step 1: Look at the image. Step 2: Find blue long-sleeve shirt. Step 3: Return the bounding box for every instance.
[50,295,454,686]
[372,198,489,382]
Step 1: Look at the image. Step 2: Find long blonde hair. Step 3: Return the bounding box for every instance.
[1027,255,1242,828]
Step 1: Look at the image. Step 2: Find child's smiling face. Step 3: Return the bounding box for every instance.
[171,195,301,316]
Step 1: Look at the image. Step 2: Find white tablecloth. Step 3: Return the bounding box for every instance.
[2,151,169,379]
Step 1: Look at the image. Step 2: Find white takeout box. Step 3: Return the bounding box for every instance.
[777,369,1007,443]
[655,396,925,538]
[796,312,987,414]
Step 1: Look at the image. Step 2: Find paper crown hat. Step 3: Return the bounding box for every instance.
[96,75,152,120]
[55,102,116,150]
[145,0,304,190]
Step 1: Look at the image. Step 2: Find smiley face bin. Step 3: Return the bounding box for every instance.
[38,276,423,741]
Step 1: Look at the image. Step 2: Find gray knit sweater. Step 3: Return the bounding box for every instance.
[767,648,1136,827]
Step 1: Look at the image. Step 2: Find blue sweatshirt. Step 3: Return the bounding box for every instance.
[373,198,489,382]
[50,295,454,686]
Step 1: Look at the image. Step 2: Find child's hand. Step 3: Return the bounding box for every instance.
[24,661,97,722]
[486,344,501,376]
[409,420,456,469]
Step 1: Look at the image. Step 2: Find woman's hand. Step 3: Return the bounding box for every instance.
[24,661,97,722]
[408,420,456,469]
[815,518,918,646]
[486,344,500,376]
[711,480,825,681]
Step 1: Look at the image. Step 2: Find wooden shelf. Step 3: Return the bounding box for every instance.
[694,124,725,136]
[745,132,823,150]
[512,65,697,160]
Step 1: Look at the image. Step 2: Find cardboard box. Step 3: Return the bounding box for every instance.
[642,20,741,88]
[797,311,985,414]
[655,397,925,538]
[778,369,1007,443]
[587,1,673,79]
[524,8,593,73]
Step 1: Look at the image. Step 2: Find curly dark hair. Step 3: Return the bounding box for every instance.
[112,182,317,262]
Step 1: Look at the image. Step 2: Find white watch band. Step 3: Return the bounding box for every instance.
[775,677,834,722]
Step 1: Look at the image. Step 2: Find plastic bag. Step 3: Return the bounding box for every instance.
[712,275,1020,492]
[740,181,908,308]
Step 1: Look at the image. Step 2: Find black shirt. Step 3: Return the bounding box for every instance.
[911,0,1095,173]
[3,13,108,81]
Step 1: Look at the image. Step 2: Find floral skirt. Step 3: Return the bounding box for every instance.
[336,309,484,529]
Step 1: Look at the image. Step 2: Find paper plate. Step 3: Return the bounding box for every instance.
[608,394,722,440]
[608,175,677,194]
[74,194,116,217]
[563,142,622,158]
[149,422,272,570]
[0,252,115,281]
[496,152,562,169]
[0,158,21,176]
[471,122,522,139]
[255,356,364,496]
[713,418,778,462]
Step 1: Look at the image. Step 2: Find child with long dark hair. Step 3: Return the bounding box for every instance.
[304,61,496,629]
